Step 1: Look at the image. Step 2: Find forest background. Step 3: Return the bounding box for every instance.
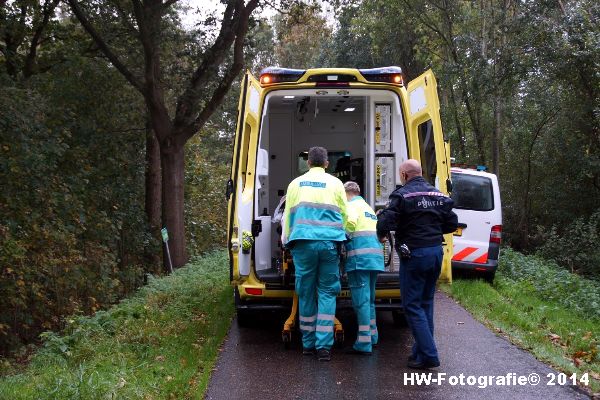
[0,0,598,356]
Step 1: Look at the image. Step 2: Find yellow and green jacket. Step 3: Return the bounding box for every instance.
[345,196,385,272]
[283,167,348,244]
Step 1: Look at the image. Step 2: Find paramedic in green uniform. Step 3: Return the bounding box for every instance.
[283,147,348,361]
[343,181,385,355]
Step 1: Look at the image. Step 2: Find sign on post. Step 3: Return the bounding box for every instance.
[161,227,173,273]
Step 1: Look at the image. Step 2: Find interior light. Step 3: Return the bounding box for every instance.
[284,95,295,99]
[344,107,355,112]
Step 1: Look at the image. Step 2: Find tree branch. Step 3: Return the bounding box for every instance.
[173,0,241,127]
[23,0,60,78]
[179,0,259,143]
[66,0,145,94]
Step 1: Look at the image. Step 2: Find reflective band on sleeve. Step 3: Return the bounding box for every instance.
[371,329,377,335]
[300,324,316,332]
[348,230,376,239]
[317,313,335,321]
[296,219,343,228]
[370,319,376,325]
[316,325,334,333]
[299,315,316,323]
[347,248,383,257]
[358,325,370,332]
[290,202,341,214]
[357,335,371,343]
[403,191,448,198]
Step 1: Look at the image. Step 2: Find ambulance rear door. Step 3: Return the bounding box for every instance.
[227,71,264,281]
[406,69,453,282]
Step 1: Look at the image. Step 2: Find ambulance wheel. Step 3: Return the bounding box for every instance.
[334,331,344,348]
[234,288,252,327]
[392,310,409,327]
[282,331,292,349]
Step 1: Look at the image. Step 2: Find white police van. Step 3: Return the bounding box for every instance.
[450,166,502,282]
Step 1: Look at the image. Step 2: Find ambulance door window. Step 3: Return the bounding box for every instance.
[240,122,252,188]
[418,119,437,185]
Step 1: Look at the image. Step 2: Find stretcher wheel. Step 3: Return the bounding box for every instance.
[282,331,292,349]
[334,330,344,348]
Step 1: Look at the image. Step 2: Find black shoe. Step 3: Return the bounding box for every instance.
[317,348,331,361]
[345,348,372,356]
[407,358,440,369]
[303,347,317,356]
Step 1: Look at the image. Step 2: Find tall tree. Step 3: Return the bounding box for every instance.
[66,0,260,267]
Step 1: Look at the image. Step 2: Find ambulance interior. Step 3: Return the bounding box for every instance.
[253,90,408,285]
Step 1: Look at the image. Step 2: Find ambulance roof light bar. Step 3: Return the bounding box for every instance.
[359,66,404,85]
[259,67,305,85]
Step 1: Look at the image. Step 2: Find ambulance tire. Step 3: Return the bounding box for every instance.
[392,310,409,327]
[234,287,253,327]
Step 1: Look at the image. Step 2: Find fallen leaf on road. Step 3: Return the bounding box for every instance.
[582,331,592,340]
[548,333,560,341]
[573,358,582,367]
[166,376,173,382]
[155,355,165,362]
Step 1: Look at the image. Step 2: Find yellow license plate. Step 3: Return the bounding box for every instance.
[454,227,463,236]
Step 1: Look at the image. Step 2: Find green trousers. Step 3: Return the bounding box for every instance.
[291,240,341,350]
[347,270,379,352]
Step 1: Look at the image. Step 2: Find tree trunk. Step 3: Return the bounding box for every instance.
[161,144,187,268]
[145,119,162,268]
[491,94,502,176]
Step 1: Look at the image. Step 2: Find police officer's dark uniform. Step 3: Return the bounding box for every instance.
[377,175,457,368]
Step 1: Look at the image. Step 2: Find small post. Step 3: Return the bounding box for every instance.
[161,227,173,274]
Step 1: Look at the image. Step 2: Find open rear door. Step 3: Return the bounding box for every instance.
[227,71,264,281]
[406,70,453,282]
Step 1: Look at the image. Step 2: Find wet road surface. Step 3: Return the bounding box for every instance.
[205,292,589,399]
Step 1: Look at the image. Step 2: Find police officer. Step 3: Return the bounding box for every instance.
[376,159,457,369]
[343,181,384,355]
[283,147,348,361]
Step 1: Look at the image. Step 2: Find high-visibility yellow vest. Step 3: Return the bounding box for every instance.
[283,167,348,244]
[345,196,384,272]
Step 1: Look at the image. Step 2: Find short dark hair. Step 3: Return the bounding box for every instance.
[308,146,328,167]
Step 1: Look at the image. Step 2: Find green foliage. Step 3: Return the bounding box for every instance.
[444,249,600,392]
[536,211,600,279]
[0,251,233,399]
[185,133,231,256]
[500,248,600,319]
[0,54,157,354]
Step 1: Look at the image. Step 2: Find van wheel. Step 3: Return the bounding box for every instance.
[234,287,252,327]
[392,310,408,327]
[484,271,496,284]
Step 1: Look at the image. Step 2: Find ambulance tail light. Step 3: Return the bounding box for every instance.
[490,225,502,244]
[359,66,404,85]
[245,288,263,296]
[259,67,305,85]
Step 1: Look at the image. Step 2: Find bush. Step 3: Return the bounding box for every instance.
[499,248,600,319]
[536,210,600,279]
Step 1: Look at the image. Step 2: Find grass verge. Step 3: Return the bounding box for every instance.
[0,250,234,399]
[441,248,600,395]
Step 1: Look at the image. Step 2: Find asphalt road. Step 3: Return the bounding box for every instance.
[205,292,589,399]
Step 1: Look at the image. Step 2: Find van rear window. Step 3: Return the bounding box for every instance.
[450,173,494,211]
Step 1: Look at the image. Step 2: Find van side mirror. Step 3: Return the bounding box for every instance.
[446,178,453,193]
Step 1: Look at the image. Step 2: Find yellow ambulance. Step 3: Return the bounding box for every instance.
[226,66,453,329]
